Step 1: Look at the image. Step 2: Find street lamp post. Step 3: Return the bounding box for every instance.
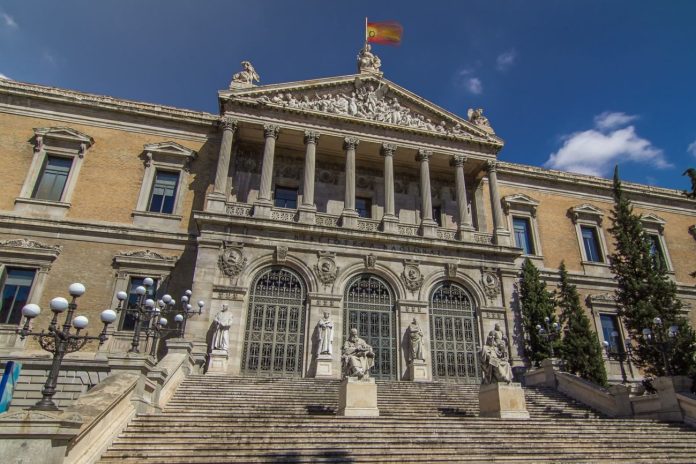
[16,283,117,411]
[159,290,204,338]
[602,332,633,384]
[536,316,561,358]
[112,277,158,354]
[642,316,678,376]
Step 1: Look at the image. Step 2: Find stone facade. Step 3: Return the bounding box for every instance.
[0,62,694,386]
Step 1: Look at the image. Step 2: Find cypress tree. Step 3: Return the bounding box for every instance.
[557,261,608,386]
[609,166,696,376]
[519,258,557,366]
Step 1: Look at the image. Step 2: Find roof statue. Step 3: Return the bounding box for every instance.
[230,60,260,89]
[357,44,383,76]
[467,107,494,134]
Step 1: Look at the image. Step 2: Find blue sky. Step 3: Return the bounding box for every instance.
[1,1,695,191]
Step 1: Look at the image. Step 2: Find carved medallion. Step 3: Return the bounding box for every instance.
[275,246,289,263]
[219,243,247,278]
[446,263,458,278]
[315,252,338,286]
[365,254,376,269]
[402,260,424,292]
[481,269,501,300]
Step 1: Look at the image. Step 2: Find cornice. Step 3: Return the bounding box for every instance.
[0,79,218,127]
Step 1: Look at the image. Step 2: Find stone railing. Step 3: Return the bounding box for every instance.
[397,224,419,236]
[357,218,380,232]
[474,233,494,244]
[270,207,297,222]
[315,213,339,227]
[436,228,456,241]
[226,202,252,217]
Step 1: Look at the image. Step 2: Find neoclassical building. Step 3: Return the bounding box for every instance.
[0,52,694,385]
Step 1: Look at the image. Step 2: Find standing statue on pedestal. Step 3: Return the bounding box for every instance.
[480,330,513,384]
[317,311,334,355]
[341,328,375,380]
[407,318,424,362]
[357,44,382,75]
[211,304,233,352]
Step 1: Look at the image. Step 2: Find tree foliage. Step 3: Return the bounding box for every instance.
[609,166,696,377]
[683,168,696,199]
[556,262,608,386]
[519,258,557,366]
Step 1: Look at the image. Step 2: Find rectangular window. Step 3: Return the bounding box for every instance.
[148,170,180,214]
[581,226,603,262]
[513,217,535,255]
[0,268,36,325]
[32,156,73,202]
[120,277,158,331]
[648,234,666,268]
[356,197,372,218]
[432,206,442,226]
[600,314,623,353]
[274,186,298,209]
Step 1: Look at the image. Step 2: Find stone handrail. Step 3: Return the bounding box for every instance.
[677,393,696,427]
[554,372,632,418]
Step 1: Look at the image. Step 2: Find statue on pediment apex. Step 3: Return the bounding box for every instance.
[467,108,494,134]
[357,44,382,76]
[230,60,260,88]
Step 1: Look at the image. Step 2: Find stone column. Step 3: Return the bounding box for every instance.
[381,143,398,233]
[298,131,320,224]
[416,148,437,238]
[253,124,280,218]
[206,116,237,212]
[341,137,360,229]
[486,161,511,245]
[450,155,474,241]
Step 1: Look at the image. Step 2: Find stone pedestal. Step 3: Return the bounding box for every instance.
[407,360,428,382]
[340,210,359,229]
[479,382,530,419]
[381,215,399,234]
[252,201,273,219]
[207,349,229,373]
[314,354,334,379]
[338,377,379,417]
[297,206,317,224]
[205,192,227,213]
[106,353,161,414]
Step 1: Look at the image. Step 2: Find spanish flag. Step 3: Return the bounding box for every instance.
[366,20,403,46]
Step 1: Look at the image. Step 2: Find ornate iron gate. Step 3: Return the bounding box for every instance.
[242,267,306,377]
[429,281,480,383]
[344,274,396,380]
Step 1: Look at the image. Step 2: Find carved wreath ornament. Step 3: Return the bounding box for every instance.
[402,261,424,292]
[218,244,247,278]
[481,270,501,300]
[314,253,338,286]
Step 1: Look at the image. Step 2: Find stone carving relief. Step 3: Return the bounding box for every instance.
[341,328,375,380]
[446,263,458,278]
[317,311,334,355]
[118,249,173,260]
[365,254,376,269]
[406,318,425,362]
[275,246,288,263]
[467,108,494,134]
[253,78,493,137]
[314,252,338,286]
[229,60,260,88]
[357,44,382,75]
[274,154,303,179]
[0,238,62,253]
[211,304,233,352]
[402,260,424,292]
[234,145,262,174]
[481,269,501,300]
[218,242,247,277]
[480,325,512,384]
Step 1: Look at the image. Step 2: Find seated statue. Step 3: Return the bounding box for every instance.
[480,330,513,384]
[341,328,375,380]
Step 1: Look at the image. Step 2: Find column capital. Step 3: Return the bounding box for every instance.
[343,137,360,151]
[416,148,432,162]
[450,155,467,167]
[218,116,238,132]
[304,131,321,145]
[263,124,280,139]
[380,143,397,157]
[485,160,498,173]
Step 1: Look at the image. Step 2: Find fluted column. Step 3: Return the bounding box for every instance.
[206,117,237,212]
[298,131,320,224]
[450,155,474,241]
[341,137,360,229]
[416,148,437,238]
[486,160,511,245]
[253,124,280,218]
[380,143,398,233]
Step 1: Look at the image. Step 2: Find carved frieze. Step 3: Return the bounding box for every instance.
[481,268,501,300]
[402,260,424,292]
[0,238,62,253]
[117,249,176,262]
[314,252,338,286]
[219,242,247,278]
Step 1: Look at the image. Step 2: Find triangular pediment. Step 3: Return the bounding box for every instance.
[502,193,539,215]
[143,141,197,160]
[640,213,666,225]
[34,127,94,146]
[568,204,604,224]
[219,74,503,147]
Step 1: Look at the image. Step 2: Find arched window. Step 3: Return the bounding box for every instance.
[344,274,396,380]
[241,267,306,377]
[430,281,480,383]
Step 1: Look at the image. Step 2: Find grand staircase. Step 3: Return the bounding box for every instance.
[100,375,696,463]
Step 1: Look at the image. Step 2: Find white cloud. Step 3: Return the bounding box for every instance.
[455,68,483,95]
[593,111,638,131]
[2,13,17,29]
[465,77,482,95]
[688,140,696,158]
[0,73,9,80]
[42,51,56,65]
[544,113,670,177]
[496,50,516,71]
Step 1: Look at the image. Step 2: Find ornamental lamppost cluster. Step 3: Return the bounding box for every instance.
[112,278,204,355]
[17,282,117,411]
[536,316,561,358]
[602,331,633,384]
[642,316,679,376]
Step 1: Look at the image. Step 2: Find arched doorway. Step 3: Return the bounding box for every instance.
[344,274,396,380]
[429,281,480,383]
[241,267,307,377]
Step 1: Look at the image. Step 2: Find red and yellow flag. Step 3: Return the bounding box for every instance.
[366,20,403,46]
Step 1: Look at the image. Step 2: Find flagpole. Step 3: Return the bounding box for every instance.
[364,17,368,46]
